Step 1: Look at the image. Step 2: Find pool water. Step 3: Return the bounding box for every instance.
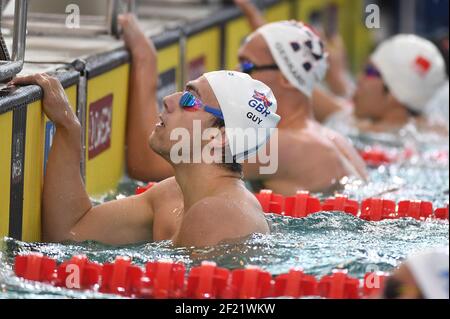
[1,129,448,299]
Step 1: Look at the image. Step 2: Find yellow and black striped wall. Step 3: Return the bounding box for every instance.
[0,0,372,242]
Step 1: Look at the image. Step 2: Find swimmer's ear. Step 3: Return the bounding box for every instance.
[206,125,228,149]
[386,92,404,111]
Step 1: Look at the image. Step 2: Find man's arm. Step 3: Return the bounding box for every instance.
[323,34,354,98]
[312,87,349,123]
[119,14,174,181]
[332,133,369,181]
[9,74,155,245]
[234,0,266,31]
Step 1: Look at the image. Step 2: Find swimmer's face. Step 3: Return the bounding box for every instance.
[353,63,391,120]
[238,32,283,96]
[149,76,223,162]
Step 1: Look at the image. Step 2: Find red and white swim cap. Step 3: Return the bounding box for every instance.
[371,34,447,113]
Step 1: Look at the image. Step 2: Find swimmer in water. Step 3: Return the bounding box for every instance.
[123,13,367,195]
[235,1,449,135]
[313,35,448,134]
[8,70,280,247]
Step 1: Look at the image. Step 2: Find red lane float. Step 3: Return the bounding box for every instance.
[100,256,134,295]
[252,190,448,222]
[186,261,230,299]
[254,190,284,214]
[14,254,390,299]
[56,255,102,290]
[360,198,396,221]
[146,260,185,299]
[321,195,359,216]
[230,266,273,299]
[284,191,321,218]
[435,207,449,220]
[14,253,56,283]
[274,268,318,298]
[359,148,393,167]
[318,270,360,299]
[358,146,419,167]
[135,182,157,195]
[398,200,433,220]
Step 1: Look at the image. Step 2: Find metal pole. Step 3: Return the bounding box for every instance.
[179,28,187,89]
[127,0,136,13]
[11,0,28,62]
[399,0,416,33]
[110,0,136,38]
[72,59,88,184]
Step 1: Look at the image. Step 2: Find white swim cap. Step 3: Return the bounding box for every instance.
[258,21,329,98]
[371,34,447,114]
[406,247,449,299]
[204,71,280,162]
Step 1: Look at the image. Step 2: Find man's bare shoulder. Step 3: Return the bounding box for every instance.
[277,123,334,154]
[152,176,179,190]
[318,125,359,153]
[141,177,182,202]
[182,196,232,220]
[193,194,267,228]
[175,195,268,247]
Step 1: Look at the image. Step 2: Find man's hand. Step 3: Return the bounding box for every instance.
[324,34,354,97]
[233,0,265,31]
[9,74,79,130]
[118,13,156,62]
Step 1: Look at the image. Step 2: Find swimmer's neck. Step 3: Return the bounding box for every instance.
[277,98,314,130]
[173,163,243,211]
[371,105,413,129]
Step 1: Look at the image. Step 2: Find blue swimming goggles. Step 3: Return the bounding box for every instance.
[240,60,279,75]
[364,64,391,93]
[364,64,382,78]
[179,91,224,120]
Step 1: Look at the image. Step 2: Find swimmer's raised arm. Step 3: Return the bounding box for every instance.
[9,74,155,245]
[324,34,354,98]
[312,87,348,123]
[119,14,174,181]
[234,0,266,31]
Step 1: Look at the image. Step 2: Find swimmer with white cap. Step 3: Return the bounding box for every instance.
[236,20,368,195]
[314,34,448,133]
[9,69,279,247]
[123,14,367,195]
[381,247,449,299]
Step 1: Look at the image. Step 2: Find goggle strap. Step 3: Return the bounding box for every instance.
[204,106,224,120]
[255,65,279,71]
